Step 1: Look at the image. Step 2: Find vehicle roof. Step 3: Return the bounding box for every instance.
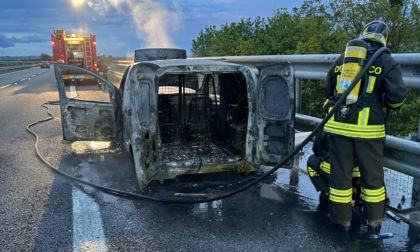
[132,58,245,69]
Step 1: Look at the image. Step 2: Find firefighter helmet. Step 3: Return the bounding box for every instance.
[359,20,389,46]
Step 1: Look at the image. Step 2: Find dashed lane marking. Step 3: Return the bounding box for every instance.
[72,187,107,252]
[0,69,47,88]
[0,84,12,89]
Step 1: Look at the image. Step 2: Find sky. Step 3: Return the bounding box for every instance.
[0,0,304,58]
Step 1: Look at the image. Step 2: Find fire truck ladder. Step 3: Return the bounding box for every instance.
[84,35,93,71]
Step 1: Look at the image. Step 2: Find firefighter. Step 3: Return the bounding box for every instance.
[306,129,361,207]
[323,20,407,231]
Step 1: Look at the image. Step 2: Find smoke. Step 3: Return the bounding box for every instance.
[87,0,182,48]
[128,0,182,48]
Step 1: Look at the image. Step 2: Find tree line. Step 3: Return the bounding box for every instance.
[191,0,420,137]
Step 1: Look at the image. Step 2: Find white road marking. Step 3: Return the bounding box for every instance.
[69,85,78,98]
[0,84,11,89]
[0,67,48,87]
[0,72,14,77]
[72,187,107,252]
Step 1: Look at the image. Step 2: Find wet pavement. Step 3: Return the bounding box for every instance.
[31,104,420,251]
[33,130,420,251]
[6,68,420,251]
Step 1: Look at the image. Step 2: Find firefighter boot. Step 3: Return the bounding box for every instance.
[367,219,382,232]
[327,214,351,231]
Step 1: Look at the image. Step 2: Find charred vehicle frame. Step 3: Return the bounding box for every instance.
[54,48,295,189]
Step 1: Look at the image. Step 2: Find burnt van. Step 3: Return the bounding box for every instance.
[54,48,295,189]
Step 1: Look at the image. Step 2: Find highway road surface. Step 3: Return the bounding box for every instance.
[1,66,420,251]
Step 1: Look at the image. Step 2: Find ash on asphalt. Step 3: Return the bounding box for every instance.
[142,170,266,201]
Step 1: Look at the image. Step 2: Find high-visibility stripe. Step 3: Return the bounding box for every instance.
[330,187,352,196]
[358,107,370,126]
[367,76,376,93]
[352,167,361,177]
[324,121,385,138]
[324,106,386,139]
[320,161,330,174]
[335,75,341,92]
[362,194,386,203]
[361,186,386,195]
[387,98,406,109]
[361,186,386,203]
[307,167,317,177]
[321,161,360,178]
[324,126,386,138]
[329,187,352,203]
[325,120,385,132]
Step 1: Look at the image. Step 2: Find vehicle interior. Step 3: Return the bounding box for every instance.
[157,72,249,171]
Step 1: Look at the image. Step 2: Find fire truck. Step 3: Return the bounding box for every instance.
[51,29,99,85]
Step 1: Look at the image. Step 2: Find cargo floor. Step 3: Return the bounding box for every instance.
[161,140,242,165]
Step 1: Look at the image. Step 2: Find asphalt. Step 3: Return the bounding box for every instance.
[3,68,420,251]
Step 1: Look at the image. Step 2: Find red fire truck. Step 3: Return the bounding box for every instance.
[51,29,99,85]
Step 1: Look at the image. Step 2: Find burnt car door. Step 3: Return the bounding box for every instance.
[255,63,295,167]
[54,64,120,141]
[125,64,159,190]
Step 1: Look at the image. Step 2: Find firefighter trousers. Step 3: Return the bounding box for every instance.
[307,154,361,196]
[328,135,386,225]
[307,155,329,194]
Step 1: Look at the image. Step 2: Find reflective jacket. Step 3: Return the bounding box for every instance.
[324,42,407,139]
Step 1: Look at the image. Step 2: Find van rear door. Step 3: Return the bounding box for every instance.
[255,63,295,167]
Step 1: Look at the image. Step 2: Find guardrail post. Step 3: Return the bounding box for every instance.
[295,78,302,114]
[414,117,420,208]
[409,116,420,142]
[414,178,420,209]
[418,116,420,142]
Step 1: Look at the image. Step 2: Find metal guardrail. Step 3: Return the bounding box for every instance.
[109,53,420,181]
[193,53,420,88]
[295,114,420,179]
[107,61,130,86]
[0,61,39,74]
